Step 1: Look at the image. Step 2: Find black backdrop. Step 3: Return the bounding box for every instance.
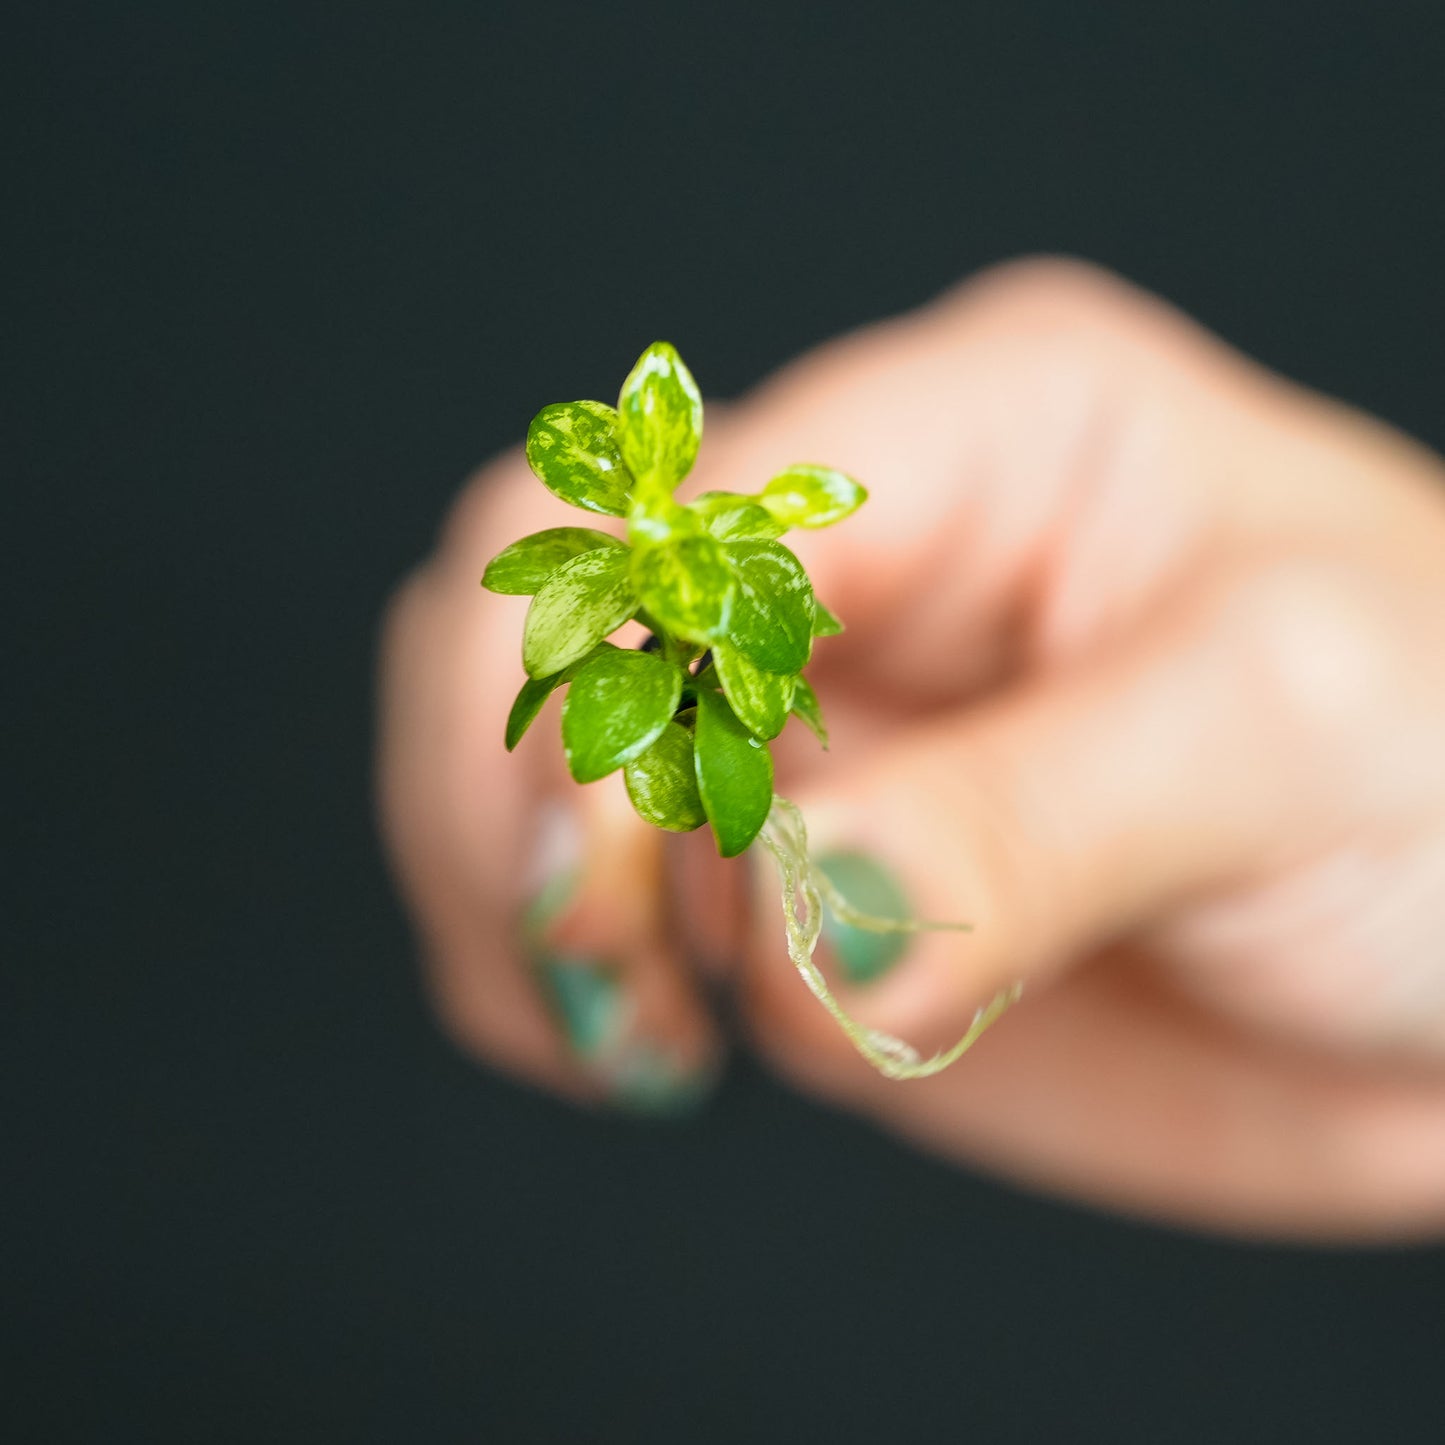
[9,3,1445,1441]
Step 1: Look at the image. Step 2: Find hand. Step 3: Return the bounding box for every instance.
[378,259,1445,1239]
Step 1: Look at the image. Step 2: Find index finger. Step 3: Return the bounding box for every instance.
[686,257,1350,704]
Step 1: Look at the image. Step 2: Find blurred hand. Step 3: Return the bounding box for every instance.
[379,259,1445,1239]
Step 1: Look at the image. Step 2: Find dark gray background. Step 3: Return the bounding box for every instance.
[9,3,1445,1440]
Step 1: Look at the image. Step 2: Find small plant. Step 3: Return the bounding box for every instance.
[485,343,1017,1077]
[485,341,852,854]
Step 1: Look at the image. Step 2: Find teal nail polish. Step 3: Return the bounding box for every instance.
[608,1044,714,1118]
[534,957,624,1059]
[816,851,911,984]
[526,863,623,1057]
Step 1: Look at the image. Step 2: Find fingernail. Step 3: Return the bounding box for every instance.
[535,960,713,1115]
[534,957,628,1059]
[606,1043,715,1118]
[524,805,713,1116]
[815,850,911,984]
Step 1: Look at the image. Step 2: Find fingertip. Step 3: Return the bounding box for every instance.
[420,930,606,1106]
[523,908,724,1116]
[737,760,1043,1093]
[740,838,895,1091]
[529,781,727,1114]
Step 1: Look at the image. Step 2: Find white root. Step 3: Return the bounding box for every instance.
[754,796,1021,1081]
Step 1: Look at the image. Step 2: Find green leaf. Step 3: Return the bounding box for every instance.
[503,643,620,750]
[631,532,734,643]
[525,400,632,516]
[616,342,703,501]
[504,673,560,751]
[790,675,829,748]
[688,491,750,518]
[689,491,787,542]
[693,686,774,857]
[624,721,706,831]
[712,642,795,740]
[812,601,844,637]
[720,539,815,674]
[523,548,637,678]
[483,527,624,595]
[561,649,685,783]
[760,464,867,529]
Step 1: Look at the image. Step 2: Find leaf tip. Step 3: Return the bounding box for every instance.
[715,830,752,860]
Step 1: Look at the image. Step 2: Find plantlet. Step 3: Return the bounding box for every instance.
[485,343,1017,1077]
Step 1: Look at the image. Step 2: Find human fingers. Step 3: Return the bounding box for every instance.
[691,257,1445,706]
[746,544,1445,1054]
[377,458,720,1111]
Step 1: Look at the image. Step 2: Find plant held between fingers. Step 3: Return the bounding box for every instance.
[483,342,1017,1078]
[486,341,848,854]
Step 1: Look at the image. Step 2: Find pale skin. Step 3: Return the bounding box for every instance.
[378,259,1445,1242]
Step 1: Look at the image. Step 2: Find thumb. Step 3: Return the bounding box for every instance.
[740,560,1334,1077]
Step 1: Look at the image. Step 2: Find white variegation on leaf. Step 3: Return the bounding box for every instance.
[525,401,632,516]
[616,342,703,503]
[483,527,624,595]
[631,532,734,643]
[760,464,867,529]
[721,539,815,675]
[624,722,707,831]
[712,643,795,741]
[691,491,788,542]
[522,548,637,678]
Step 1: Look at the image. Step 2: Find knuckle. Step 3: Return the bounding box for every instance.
[948,254,1142,346]
[926,256,1167,428]
[934,255,1221,421]
[1207,557,1399,737]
